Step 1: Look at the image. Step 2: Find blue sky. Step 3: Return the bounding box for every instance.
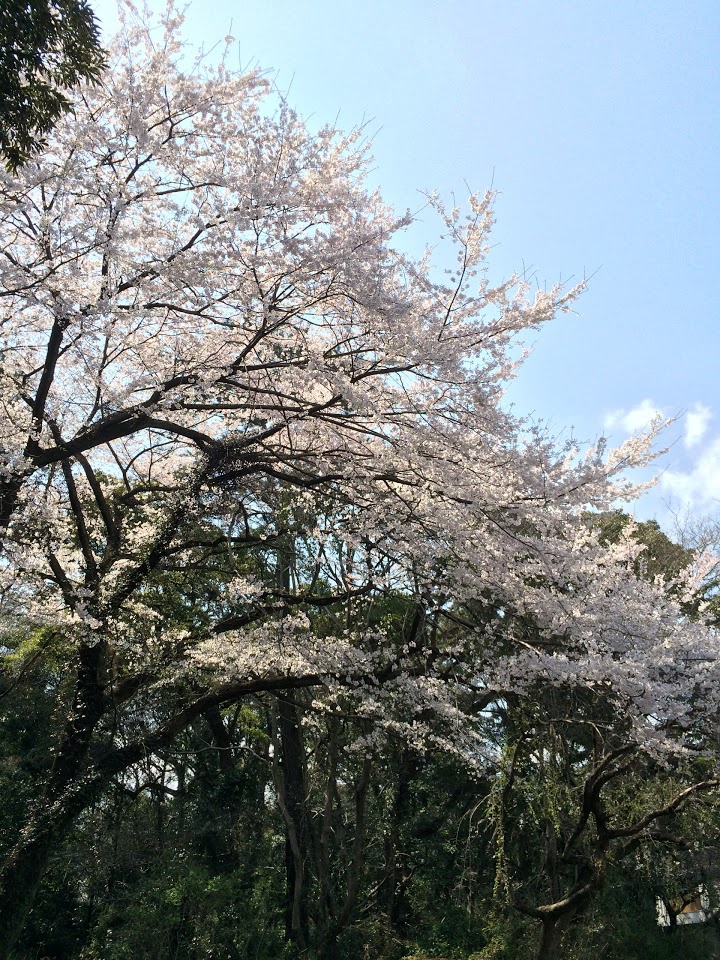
[91,0,720,524]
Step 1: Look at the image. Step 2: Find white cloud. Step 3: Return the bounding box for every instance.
[661,435,720,510]
[600,400,717,518]
[684,402,711,449]
[603,398,663,434]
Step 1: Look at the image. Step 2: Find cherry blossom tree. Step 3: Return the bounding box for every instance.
[0,4,717,955]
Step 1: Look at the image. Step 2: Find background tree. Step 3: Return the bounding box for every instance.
[473,512,720,960]
[0,0,105,171]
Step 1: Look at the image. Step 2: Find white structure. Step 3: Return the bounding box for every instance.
[656,885,711,927]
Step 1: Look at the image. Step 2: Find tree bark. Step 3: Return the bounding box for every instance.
[537,916,564,960]
[0,640,107,957]
[0,764,109,958]
[271,695,309,950]
[0,474,26,531]
[281,697,309,947]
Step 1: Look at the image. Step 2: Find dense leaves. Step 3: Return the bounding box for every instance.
[0,0,105,171]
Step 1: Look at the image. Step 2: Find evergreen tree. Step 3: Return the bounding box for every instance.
[0,0,105,170]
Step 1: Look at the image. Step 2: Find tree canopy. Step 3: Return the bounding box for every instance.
[0,6,718,959]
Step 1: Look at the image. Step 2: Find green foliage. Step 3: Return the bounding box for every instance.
[80,863,291,960]
[0,628,70,860]
[560,865,720,960]
[2,507,719,960]
[0,0,105,170]
[588,509,693,583]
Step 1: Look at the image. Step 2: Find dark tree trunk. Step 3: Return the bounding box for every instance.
[385,748,415,935]
[0,641,107,958]
[314,742,372,960]
[0,473,26,531]
[537,916,564,960]
[279,696,309,949]
[0,771,106,958]
[0,823,65,958]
